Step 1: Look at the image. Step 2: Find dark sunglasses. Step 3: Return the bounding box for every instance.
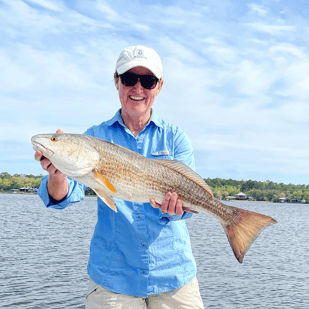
[120,72,159,89]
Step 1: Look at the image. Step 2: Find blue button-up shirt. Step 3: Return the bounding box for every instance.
[38,110,197,297]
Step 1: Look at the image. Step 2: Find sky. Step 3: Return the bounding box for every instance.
[0,0,308,185]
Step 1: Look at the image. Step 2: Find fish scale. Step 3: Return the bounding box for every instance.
[31,133,277,263]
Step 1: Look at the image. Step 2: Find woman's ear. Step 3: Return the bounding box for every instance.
[114,77,119,90]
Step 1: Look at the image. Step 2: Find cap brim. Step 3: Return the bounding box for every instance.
[117,60,162,79]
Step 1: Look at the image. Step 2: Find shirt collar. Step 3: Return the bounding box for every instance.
[106,109,163,129]
[149,109,163,128]
[105,109,125,127]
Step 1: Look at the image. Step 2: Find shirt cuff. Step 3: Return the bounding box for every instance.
[38,176,85,209]
[159,211,194,225]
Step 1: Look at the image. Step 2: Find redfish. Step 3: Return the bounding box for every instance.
[31,133,277,263]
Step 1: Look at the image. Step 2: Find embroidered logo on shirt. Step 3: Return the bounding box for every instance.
[153,150,170,156]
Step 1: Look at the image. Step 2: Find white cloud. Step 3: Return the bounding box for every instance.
[0,44,100,93]
[26,0,64,12]
[245,23,296,35]
[269,43,307,58]
[203,37,219,45]
[303,77,309,89]
[96,0,150,32]
[1,0,309,184]
[247,3,268,15]
[226,60,276,96]
[96,0,119,21]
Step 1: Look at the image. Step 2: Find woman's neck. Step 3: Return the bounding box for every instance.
[121,110,151,137]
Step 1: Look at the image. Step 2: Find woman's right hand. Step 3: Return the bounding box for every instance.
[34,128,65,177]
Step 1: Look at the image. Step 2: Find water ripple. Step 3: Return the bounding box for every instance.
[1,195,308,308]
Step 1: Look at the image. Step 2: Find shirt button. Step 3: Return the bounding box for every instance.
[142,243,146,246]
[138,215,142,218]
[143,270,148,274]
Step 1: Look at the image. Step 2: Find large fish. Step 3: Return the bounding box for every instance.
[31,133,277,263]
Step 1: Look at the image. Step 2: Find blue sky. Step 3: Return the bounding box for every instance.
[1,0,308,185]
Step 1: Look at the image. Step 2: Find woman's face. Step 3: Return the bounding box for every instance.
[115,66,164,120]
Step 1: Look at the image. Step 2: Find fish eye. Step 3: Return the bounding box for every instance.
[51,137,58,142]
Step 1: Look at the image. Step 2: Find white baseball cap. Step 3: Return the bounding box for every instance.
[116,45,163,79]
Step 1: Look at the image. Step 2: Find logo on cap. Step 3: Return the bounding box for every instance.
[134,49,146,59]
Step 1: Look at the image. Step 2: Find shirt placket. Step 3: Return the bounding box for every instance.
[135,133,150,294]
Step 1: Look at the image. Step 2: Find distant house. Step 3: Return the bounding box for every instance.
[226,196,236,200]
[236,192,248,200]
[19,187,38,193]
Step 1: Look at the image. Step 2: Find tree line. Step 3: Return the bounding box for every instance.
[0,172,42,191]
[0,172,95,196]
[1,172,308,202]
[205,178,309,203]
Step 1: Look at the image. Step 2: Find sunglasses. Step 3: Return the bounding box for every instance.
[120,72,159,89]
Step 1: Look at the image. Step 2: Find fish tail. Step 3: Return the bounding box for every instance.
[222,207,277,263]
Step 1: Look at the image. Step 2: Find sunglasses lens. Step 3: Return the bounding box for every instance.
[140,76,158,89]
[120,72,138,87]
[120,73,158,89]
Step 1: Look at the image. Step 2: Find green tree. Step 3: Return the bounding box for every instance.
[0,172,11,179]
[241,179,255,192]
[292,190,303,200]
[265,191,275,202]
[1,179,12,190]
[85,187,96,196]
[213,192,219,199]
[303,192,309,203]
[32,178,42,188]
[11,176,22,189]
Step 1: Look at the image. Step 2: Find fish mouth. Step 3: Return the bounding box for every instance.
[31,138,54,158]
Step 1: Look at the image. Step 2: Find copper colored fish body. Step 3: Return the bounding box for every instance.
[32,133,277,263]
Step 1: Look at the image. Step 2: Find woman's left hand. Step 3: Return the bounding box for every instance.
[150,192,186,216]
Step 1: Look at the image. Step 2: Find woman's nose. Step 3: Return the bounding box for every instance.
[133,78,143,91]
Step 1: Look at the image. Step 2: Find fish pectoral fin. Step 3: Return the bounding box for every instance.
[94,171,117,194]
[93,188,118,213]
[151,159,214,198]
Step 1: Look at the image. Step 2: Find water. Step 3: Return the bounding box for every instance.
[0,194,308,308]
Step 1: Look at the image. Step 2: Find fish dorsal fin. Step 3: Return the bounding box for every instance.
[93,188,118,212]
[95,171,117,194]
[151,159,214,198]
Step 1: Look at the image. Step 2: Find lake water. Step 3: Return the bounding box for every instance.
[1,193,308,308]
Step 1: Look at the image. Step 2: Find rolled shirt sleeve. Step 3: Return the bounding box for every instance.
[38,175,86,209]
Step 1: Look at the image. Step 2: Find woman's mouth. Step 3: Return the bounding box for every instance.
[129,96,145,101]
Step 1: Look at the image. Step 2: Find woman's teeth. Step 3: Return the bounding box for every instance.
[130,96,144,101]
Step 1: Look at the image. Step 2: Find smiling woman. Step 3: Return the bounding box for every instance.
[114,65,164,136]
[113,46,165,137]
[34,45,205,309]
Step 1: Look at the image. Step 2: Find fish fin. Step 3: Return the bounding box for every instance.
[95,171,117,194]
[222,207,277,263]
[93,188,118,212]
[183,207,199,214]
[151,159,213,198]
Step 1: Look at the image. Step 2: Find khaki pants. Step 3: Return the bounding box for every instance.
[86,277,205,309]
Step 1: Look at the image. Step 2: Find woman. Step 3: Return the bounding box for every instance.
[35,45,204,308]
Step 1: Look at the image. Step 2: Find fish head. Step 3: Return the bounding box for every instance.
[31,133,100,177]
